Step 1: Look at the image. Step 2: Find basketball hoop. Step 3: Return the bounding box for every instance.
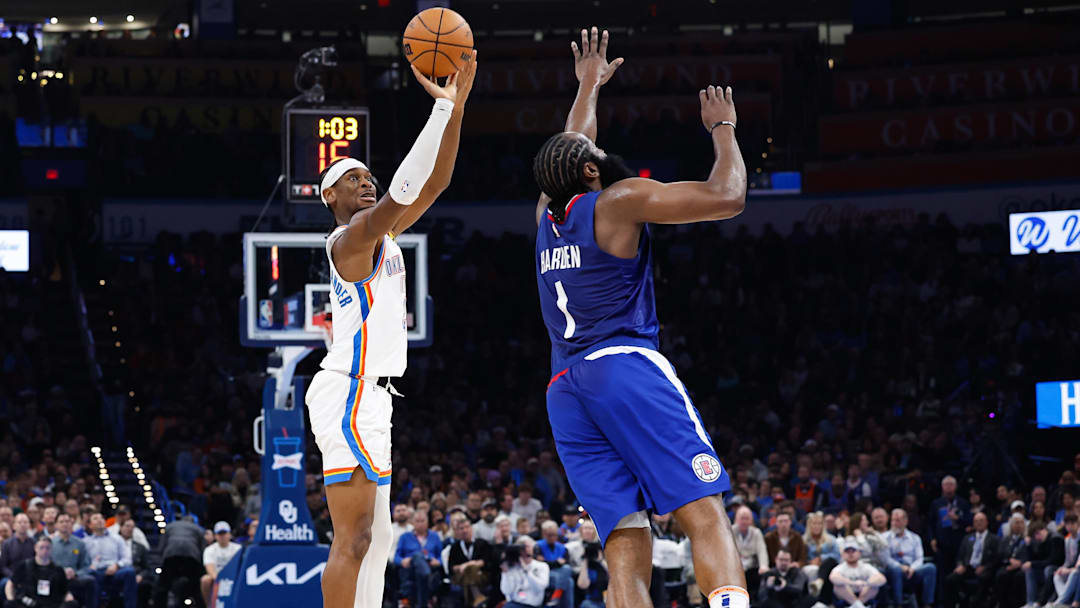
[312,311,332,350]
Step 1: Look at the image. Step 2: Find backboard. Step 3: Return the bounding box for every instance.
[240,232,431,348]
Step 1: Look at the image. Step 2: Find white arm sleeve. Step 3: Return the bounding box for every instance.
[388,98,455,205]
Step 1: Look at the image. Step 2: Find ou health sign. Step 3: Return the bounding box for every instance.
[1009,210,1080,255]
[1036,381,1080,428]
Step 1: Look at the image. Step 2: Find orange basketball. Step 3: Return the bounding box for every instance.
[402,7,474,78]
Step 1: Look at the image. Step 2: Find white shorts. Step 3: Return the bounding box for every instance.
[305,369,393,486]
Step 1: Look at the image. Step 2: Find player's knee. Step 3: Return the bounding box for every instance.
[341,526,373,563]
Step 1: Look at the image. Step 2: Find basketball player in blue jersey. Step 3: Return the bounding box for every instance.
[308,54,476,608]
[533,28,749,608]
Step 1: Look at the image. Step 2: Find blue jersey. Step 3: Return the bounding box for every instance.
[535,190,659,374]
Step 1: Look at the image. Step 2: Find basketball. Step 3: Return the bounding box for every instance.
[402,7,474,78]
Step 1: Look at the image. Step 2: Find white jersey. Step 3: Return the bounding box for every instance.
[319,227,407,377]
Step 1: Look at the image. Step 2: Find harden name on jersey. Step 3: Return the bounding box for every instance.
[539,244,582,275]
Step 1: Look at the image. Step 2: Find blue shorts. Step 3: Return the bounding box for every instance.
[546,345,730,545]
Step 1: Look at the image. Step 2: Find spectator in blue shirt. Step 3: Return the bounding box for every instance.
[395,510,442,607]
[884,509,936,608]
[82,512,136,608]
[537,520,574,608]
[50,512,99,608]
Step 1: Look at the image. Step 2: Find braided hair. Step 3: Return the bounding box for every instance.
[533,132,594,222]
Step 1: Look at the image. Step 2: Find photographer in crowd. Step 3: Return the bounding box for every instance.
[575,540,607,608]
[759,549,809,608]
[500,537,549,608]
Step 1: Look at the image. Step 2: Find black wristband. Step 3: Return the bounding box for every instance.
[708,120,736,133]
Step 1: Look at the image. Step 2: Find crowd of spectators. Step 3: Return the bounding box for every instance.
[3,205,1080,608]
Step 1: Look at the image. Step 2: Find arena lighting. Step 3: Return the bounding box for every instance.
[126,14,134,22]
[17,75,23,82]
[89,17,98,24]
[99,279,105,286]
[30,72,37,79]
[50,17,58,24]
[109,497,119,504]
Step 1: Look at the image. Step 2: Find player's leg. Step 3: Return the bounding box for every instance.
[354,483,393,608]
[308,373,394,608]
[545,373,652,607]
[574,346,747,608]
[670,496,748,608]
[603,525,653,608]
[324,472,378,608]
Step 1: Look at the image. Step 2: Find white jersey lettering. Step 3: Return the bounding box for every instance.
[539,245,582,275]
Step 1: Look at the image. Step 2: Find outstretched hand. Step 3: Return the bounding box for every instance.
[572,26,623,86]
[699,84,737,130]
[411,49,478,106]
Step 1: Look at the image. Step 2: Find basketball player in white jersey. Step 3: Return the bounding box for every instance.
[306,53,476,608]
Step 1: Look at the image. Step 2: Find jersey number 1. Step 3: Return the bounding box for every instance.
[554,281,576,339]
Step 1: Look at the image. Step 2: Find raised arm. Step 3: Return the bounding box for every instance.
[392,52,478,235]
[535,26,623,225]
[333,67,468,279]
[598,85,746,225]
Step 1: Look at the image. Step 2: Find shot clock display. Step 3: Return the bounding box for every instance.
[285,107,370,203]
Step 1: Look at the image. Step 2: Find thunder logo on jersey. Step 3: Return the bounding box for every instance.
[384,254,405,277]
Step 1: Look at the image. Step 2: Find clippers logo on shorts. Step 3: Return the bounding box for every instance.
[691,453,722,482]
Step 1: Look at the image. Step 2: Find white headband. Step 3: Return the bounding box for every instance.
[320,158,369,206]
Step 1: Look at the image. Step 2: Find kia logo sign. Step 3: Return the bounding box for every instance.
[245,562,326,585]
[1009,210,1080,255]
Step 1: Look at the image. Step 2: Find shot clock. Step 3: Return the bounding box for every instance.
[285,107,370,203]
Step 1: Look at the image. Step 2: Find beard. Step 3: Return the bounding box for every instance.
[595,152,636,188]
